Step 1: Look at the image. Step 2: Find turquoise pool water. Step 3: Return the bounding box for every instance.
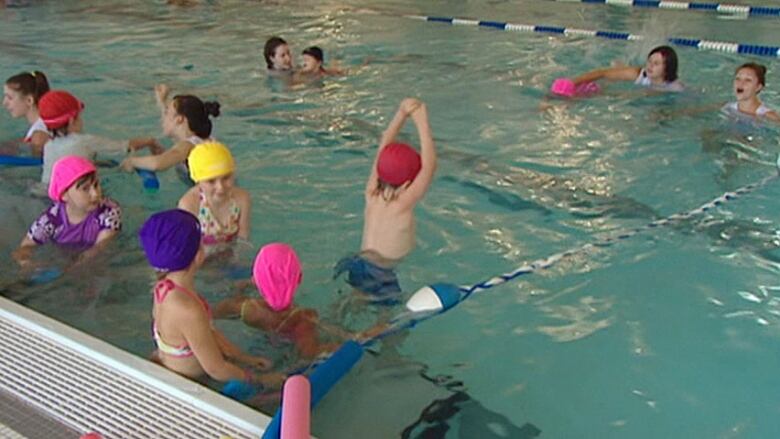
[2,1,780,437]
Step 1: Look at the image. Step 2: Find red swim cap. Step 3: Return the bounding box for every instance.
[39,90,84,130]
[377,143,421,186]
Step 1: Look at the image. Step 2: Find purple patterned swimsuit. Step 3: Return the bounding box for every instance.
[27,199,122,250]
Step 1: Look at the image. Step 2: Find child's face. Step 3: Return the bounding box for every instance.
[2,85,33,118]
[734,68,762,100]
[63,177,102,212]
[271,44,293,70]
[300,54,321,73]
[645,52,666,82]
[199,173,235,202]
[161,101,181,137]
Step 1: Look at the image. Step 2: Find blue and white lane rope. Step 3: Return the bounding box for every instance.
[553,0,780,18]
[407,15,780,58]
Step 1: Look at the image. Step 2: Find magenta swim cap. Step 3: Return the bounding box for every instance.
[253,243,302,311]
[48,155,97,201]
[377,143,422,187]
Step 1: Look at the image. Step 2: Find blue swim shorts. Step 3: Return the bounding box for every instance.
[334,254,402,304]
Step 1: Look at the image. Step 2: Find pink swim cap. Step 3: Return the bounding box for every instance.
[377,143,422,187]
[48,155,97,201]
[253,243,302,311]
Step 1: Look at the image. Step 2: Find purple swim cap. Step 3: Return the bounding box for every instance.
[139,209,201,271]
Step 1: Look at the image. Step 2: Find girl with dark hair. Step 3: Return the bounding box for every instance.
[3,70,51,156]
[121,84,220,173]
[722,62,779,122]
[263,36,293,72]
[553,45,684,95]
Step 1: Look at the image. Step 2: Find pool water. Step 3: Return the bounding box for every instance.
[2,0,780,437]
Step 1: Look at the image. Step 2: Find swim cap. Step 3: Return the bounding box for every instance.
[188,141,235,182]
[377,143,422,187]
[39,90,84,129]
[139,209,201,272]
[48,155,97,201]
[252,243,302,311]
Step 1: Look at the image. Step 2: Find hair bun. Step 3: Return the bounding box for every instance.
[204,101,221,118]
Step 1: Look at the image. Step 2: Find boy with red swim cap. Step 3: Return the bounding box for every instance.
[334,98,436,303]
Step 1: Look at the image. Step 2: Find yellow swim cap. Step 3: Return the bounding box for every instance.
[188,141,235,182]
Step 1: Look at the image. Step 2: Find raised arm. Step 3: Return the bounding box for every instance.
[398,101,436,205]
[365,98,422,194]
[573,66,641,85]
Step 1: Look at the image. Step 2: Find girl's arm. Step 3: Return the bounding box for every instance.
[178,302,249,382]
[121,141,191,172]
[764,110,780,123]
[365,100,419,194]
[398,101,436,207]
[28,131,49,157]
[11,237,38,267]
[212,295,248,319]
[573,66,641,85]
[235,188,252,240]
[212,329,272,369]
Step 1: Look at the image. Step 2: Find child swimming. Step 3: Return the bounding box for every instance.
[215,243,383,359]
[555,45,684,94]
[37,90,160,185]
[721,62,780,123]
[264,36,293,74]
[177,141,251,249]
[334,98,437,302]
[295,46,343,78]
[139,209,281,386]
[121,84,219,174]
[13,156,121,266]
[3,70,51,156]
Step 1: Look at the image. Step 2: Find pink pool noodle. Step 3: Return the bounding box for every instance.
[281,375,311,439]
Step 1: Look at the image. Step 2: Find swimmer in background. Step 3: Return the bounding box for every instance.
[178,141,251,253]
[721,62,780,123]
[3,71,51,156]
[139,209,283,387]
[562,45,684,93]
[334,98,437,303]
[293,46,344,82]
[37,90,160,186]
[263,36,294,75]
[13,156,121,267]
[121,84,218,174]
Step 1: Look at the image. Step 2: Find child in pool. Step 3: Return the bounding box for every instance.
[37,90,160,186]
[215,243,380,359]
[264,36,294,74]
[121,84,219,174]
[178,141,251,250]
[721,62,780,123]
[12,156,121,266]
[294,46,344,80]
[139,209,282,386]
[3,71,51,156]
[333,98,437,302]
[559,45,684,94]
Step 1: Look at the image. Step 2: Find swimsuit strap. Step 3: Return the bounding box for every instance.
[153,278,211,318]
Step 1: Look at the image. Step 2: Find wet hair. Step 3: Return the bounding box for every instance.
[5,70,50,105]
[737,62,767,87]
[302,46,324,63]
[172,95,220,138]
[648,46,678,83]
[264,36,288,69]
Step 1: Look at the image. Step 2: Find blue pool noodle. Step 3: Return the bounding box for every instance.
[262,340,364,439]
[0,155,43,166]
